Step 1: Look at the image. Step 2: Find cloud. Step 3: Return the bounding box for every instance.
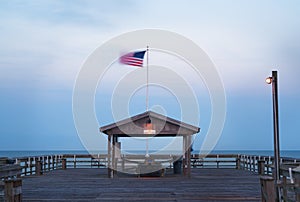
[126,0,300,96]
[2,0,300,96]
[0,0,144,90]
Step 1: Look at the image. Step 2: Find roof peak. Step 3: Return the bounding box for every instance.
[100,110,200,136]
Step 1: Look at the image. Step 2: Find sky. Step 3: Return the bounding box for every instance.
[1,0,300,152]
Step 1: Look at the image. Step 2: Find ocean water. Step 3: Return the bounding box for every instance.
[0,150,299,159]
[0,150,89,158]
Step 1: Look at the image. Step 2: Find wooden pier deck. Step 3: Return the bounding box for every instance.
[22,168,261,201]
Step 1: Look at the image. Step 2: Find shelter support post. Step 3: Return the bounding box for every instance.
[183,135,191,177]
[187,135,192,178]
[107,135,112,178]
[182,136,186,176]
[112,135,118,177]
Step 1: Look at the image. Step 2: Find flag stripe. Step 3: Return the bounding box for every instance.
[119,50,146,67]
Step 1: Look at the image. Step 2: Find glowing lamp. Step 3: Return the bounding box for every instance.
[143,122,156,134]
[265,77,272,84]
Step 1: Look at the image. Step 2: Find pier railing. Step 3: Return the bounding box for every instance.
[234,154,300,202]
[0,157,22,201]
[12,153,300,174]
[12,154,241,175]
[11,153,300,175]
[61,154,241,170]
[4,153,300,201]
[280,164,300,201]
[15,155,64,176]
[193,154,300,201]
[61,154,108,169]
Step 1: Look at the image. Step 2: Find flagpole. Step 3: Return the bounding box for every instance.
[145,46,149,158]
[146,46,149,112]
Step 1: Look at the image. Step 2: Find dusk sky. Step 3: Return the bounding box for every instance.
[1,0,300,151]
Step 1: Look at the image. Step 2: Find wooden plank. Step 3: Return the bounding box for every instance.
[4,178,22,202]
[0,158,8,166]
[0,165,22,178]
[22,168,261,201]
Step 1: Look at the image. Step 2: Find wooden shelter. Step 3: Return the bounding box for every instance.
[100,111,200,178]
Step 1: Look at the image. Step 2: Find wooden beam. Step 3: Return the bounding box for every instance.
[107,135,112,178]
[112,135,117,177]
[187,135,192,178]
[183,136,187,176]
[4,178,22,202]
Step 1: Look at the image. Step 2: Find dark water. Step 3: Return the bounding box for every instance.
[0,150,89,158]
[0,150,299,159]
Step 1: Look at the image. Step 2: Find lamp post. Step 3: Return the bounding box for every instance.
[266,70,281,201]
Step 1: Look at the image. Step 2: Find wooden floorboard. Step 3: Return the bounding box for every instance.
[22,168,261,202]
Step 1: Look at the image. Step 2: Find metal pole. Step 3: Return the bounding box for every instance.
[145,46,149,158]
[272,70,281,201]
[146,46,149,112]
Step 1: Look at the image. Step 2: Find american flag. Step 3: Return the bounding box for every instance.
[119,50,146,67]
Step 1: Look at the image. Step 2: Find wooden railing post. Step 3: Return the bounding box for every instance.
[296,178,300,202]
[4,178,22,202]
[281,175,287,201]
[62,158,67,170]
[247,156,250,170]
[260,175,276,202]
[73,155,76,168]
[52,156,55,170]
[122,157,125,172]
[35,160,43,176]
[249,156,251,170]
[55,155,59,169]
[42,156,46,171]
[242,155,245,170]
[253,156,257,172]
[268,156,272,175]
[24,159,28,176]
[47,156,51,171]
[236,156,240,169]
[258,160,265,175]
[29,157,33,175]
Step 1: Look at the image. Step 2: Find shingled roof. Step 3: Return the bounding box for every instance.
[100,111,200,137]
